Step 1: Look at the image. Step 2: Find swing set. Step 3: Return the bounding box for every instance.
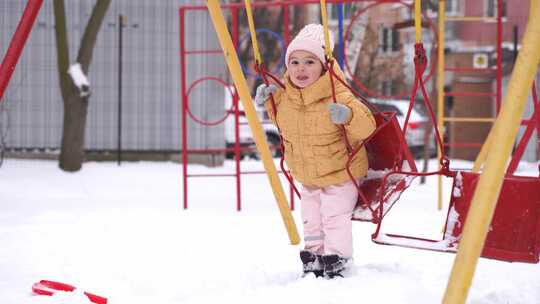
[211,0,540,263]
[207,1,540,300]
[2,0,538,303]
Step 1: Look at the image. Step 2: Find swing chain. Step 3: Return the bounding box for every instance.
[440,157,451,175]
[254,62,302,199]
[414,43,427,72]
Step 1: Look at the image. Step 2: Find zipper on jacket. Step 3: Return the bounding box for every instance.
[298,89,307,179]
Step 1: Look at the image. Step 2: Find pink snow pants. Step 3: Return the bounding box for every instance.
[300,180,358,258]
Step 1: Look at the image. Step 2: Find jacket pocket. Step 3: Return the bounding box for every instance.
[316,159,344,177]
[283,139,295,173]
[312,137,342,156]
[312,138,347,177]
[283,139,293,156]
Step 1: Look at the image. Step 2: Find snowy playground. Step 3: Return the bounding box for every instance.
[1,159,540,303]
[2,0,540,302]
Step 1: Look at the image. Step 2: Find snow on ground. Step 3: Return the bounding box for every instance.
[1,158,539,303]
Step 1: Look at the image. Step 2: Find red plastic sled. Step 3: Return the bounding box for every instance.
[32,280,107,304]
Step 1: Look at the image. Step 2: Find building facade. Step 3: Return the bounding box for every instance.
[443,0,538,161]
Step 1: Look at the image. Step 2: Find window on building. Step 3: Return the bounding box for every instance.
[380,80,389,96]
[380,79,398,96]
[329,3,355,21]
[380,26,400,53]
[486,0,507,18]
[445,0,462,16]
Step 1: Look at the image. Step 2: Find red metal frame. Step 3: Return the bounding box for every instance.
[0,0,43,101]
[180,0,417,212]
[342,0,439,100]
[368,10,540,262]
[443,0,505,152]
[185,77,235,126]
[374,170,540,263]
[506,82,540,175]
[370,88,540,263]
[378,173,540,264]
[178,0,463,214]
[496,0,503,112]
[180,3,297,212]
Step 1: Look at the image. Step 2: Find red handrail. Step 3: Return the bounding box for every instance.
[0,0,43,101]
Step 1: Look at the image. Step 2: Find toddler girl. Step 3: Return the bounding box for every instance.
[254,24,376,278]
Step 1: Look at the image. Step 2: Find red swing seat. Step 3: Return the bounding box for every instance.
[351,111,418,223]
[449,171,540,263]
[371,80,540,263]
[373,170,540,263]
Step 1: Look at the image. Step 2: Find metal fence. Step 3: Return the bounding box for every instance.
[0,0,225,155]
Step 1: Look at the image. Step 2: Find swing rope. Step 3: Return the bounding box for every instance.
[244,0,301,199]
[406,43,449,172]
[320,1,417,215]
[243,0,450,222]
[320,0,453,222]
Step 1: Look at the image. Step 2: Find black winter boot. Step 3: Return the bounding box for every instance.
[299,250,324,277]
[321,254,350,278]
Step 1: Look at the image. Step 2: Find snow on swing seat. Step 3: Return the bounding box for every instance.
[348,105,540,263]
[373,170,540,263]
[449,171,540,263]
[351,111,417,223]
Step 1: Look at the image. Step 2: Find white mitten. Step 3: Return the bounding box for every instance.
[254,84,277,106]
[328,103,351,124]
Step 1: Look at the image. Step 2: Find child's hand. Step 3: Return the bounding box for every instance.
[328,103,352,124]
[254,84,277,106]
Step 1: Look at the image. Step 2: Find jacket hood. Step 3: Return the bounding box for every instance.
[283,63,350,106]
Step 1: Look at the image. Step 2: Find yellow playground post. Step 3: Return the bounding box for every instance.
[443,0,540,303]
[206,0,300,245]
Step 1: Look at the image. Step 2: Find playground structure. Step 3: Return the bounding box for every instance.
[181,0,539,214]
[179,3,298,214]
[203,0,540,303]
[180,0,430,216]
[2,0,539,303]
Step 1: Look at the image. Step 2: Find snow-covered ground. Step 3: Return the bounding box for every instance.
[1,158,539,304]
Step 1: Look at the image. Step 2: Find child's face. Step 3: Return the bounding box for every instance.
[287,50,324,88]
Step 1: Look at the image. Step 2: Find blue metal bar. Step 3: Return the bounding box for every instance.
[336,3,344,68]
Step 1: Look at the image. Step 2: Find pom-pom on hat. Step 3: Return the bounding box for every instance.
[285,24,335,68]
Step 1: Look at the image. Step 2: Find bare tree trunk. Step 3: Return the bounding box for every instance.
[354,24,379,92]
[292,6,308,34]
[54,0,111,172]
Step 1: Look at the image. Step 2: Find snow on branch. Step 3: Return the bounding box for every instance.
[68,63,91,97]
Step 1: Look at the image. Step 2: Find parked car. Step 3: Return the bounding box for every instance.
[224,92,436,160]
[224,88,281,159]
[370,98,436,158]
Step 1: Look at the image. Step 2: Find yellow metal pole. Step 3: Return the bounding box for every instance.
[206,0,300,245]
[436,0,445,210]
[444,117,496,123]
[414,0,422,43]
[320,0,333,60]
[446,16,497,22]
[443,1,540,303]
[472,129,493,172]
[243,0,262,65]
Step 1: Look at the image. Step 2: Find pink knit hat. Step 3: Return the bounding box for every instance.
[285,24,335,68]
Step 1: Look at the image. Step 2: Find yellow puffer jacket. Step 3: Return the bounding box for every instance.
[265,64,376,187]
